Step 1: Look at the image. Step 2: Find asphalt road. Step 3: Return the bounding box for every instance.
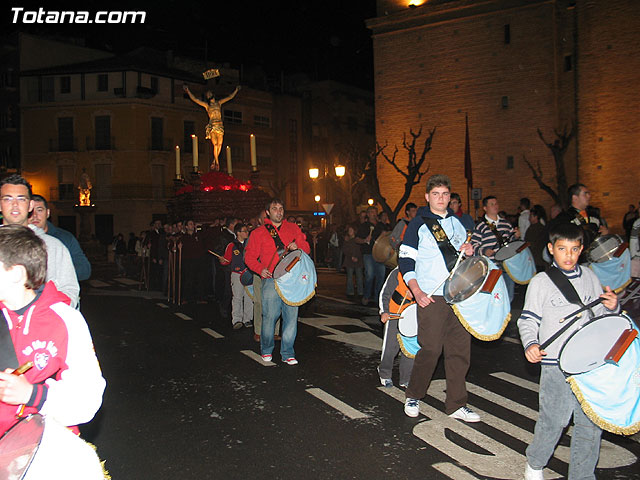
[79,271,640,480]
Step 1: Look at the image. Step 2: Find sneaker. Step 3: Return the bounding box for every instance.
[399,382,409,388]
[379,377,393,388]
[524,463,544,480]
[232,322,243,330]
[404,398,420,417]
[449,406,480,422]
[244,321,253,328]
[261,354,272,362]
[253,334,261,342]
[282,358,298,365]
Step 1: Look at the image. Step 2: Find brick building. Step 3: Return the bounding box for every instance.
[368,0,639,229]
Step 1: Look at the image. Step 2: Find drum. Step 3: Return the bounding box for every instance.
[274,250,317,306]
[589,248,632,291]
[502,247,536,284]
[494,240,528,262]
[587,234,624,263]
[444,256,511,341]
[372,231,397,269]
[0,414,104,480]
[397,332,420,359]
[240,269,253,286]
[397,303,418,338]
[558,313,636,375]
[565,315,640,435]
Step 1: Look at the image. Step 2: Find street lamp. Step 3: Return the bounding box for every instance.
[368,198,374,206]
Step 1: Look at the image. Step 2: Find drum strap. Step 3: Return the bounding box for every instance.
[422,217,458,271]
[264,224,286,270]
[485,220,507,247]
[0,315,19,371]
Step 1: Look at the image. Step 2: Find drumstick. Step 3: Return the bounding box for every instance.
[428,232,473,297]
[11,361,34,376]
[207,249,223,259]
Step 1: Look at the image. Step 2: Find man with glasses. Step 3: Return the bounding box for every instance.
[0,175,79,307]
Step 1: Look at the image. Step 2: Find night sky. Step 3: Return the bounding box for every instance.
[5,1,377,89]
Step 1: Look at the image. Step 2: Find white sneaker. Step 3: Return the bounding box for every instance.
[261,354,273,362]
[524,463,544,480]
[449,406,480,422]
[379,377,393,387]
[404,398,420,417]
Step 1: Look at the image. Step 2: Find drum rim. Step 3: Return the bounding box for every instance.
[558,312,633,375]
[443,255,490,304]
[0,413,45,478]
[587,234,623,263]
[397,303,418,338]
[494,240,526,261]
[273,249,303,279]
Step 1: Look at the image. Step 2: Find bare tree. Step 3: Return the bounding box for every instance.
[372,126,435,222]
[524,125,575,208]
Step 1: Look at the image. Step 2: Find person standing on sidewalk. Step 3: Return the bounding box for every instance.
[245,198,310,365]
[342,225,363,299]
[221,223,253,329]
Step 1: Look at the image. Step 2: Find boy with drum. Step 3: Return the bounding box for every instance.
[0,224,105,437]
[517,223,618,480]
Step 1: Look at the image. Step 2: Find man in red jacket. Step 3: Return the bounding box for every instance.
[245,199,310,365]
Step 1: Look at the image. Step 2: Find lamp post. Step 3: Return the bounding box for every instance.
[308,164,346,223]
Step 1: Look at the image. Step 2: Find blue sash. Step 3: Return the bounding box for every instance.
[503,248,536,285]
[589,249,632,291]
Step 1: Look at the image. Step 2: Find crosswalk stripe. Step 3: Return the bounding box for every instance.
[202,328,224,339]
[490,372,539,392]
[175,313,192,320]
[156,303,169,308]
[306,388,369,419]
[88,280,110,288]
[432,462,480,479]
[240,349,275,366]
[502,336,521,345]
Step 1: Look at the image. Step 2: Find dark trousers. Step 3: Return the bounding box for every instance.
[405,296,471,414]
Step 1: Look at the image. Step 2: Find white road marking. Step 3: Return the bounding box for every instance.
[240,349,275,366]
[88,280,110,288]
[202,328,224,339]
[114,277,140,285]
[156,303,169,308]
[501,336,520,345]
[432,462,480,479]
[315,294,353,305]
[490,372,539,392]
[300,316,381,351]
[175,313,192,320]
[306,388,369,419]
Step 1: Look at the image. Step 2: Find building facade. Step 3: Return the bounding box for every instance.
[368,0,639,227]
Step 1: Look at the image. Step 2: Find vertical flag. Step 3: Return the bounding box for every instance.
[464,114,472,189]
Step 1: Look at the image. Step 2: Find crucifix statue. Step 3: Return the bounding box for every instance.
[183,85,241,171]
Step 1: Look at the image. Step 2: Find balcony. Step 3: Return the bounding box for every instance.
[86,136,116,151]
[49,138,77,152]
[50,183,174,202]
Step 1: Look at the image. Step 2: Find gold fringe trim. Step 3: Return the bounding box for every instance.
[275,281,317,307]
[503,261,532,285]
[396,333,416,359]
[588,266,632,291]
[86,441,111,480]
[451,304,511,341]
[567,376,640,436]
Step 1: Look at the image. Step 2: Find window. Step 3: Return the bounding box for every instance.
[94,164,112,199]
[504,24,511,44]
[42,77,54,102]
[223,109,242,125]
[254,115,270,128]
[151,117,163,150]
[183,121,195,152]
[60,76,71,94]
[564,55,573,72]
[231,146,244,163]
[151,164,165,199]
[506,155,514,169]
[97,74,108,92]
[57,117,74,151]
[151,77,158,94]
[501,96,509,109]
[95,116,111,150]
[58,165,75,200]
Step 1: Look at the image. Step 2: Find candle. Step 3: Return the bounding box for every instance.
[192,135,198,168]
[250,134,257,171]
[226,146,232,175]
[175,146,180,177]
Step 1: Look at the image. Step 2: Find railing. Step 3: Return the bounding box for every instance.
[86,136,116,151]
[50,184,174,202]
[48,138,77,152]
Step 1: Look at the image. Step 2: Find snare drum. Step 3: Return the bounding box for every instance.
[443,256,511,341]
[502,247,536,284]
[587,234,624,263]
[274,250,317,306]
[397,303,418,338]
[0,414,104,480]
[494,240,528,262]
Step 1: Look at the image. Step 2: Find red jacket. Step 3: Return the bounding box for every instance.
[245,219,310,275]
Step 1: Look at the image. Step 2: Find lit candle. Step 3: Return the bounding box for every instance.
[175,145,181,177]
[250,134,257,171]
[192,135,198,168]
[226,146,232,175]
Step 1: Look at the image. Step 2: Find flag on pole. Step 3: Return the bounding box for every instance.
[464,114,472,189]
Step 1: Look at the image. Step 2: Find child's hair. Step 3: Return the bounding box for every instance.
[0,224,47,290]
[234,222,247,235]
[548,222,584,246]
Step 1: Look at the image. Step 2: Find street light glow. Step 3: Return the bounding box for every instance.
[368,198,374,206]
[315,195,321,202]
[334,165,345,177]
[309,168,319,179]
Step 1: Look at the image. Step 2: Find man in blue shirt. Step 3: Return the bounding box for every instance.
[30,195,91,282]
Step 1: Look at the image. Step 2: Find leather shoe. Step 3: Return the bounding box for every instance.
[274,335,281,341]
